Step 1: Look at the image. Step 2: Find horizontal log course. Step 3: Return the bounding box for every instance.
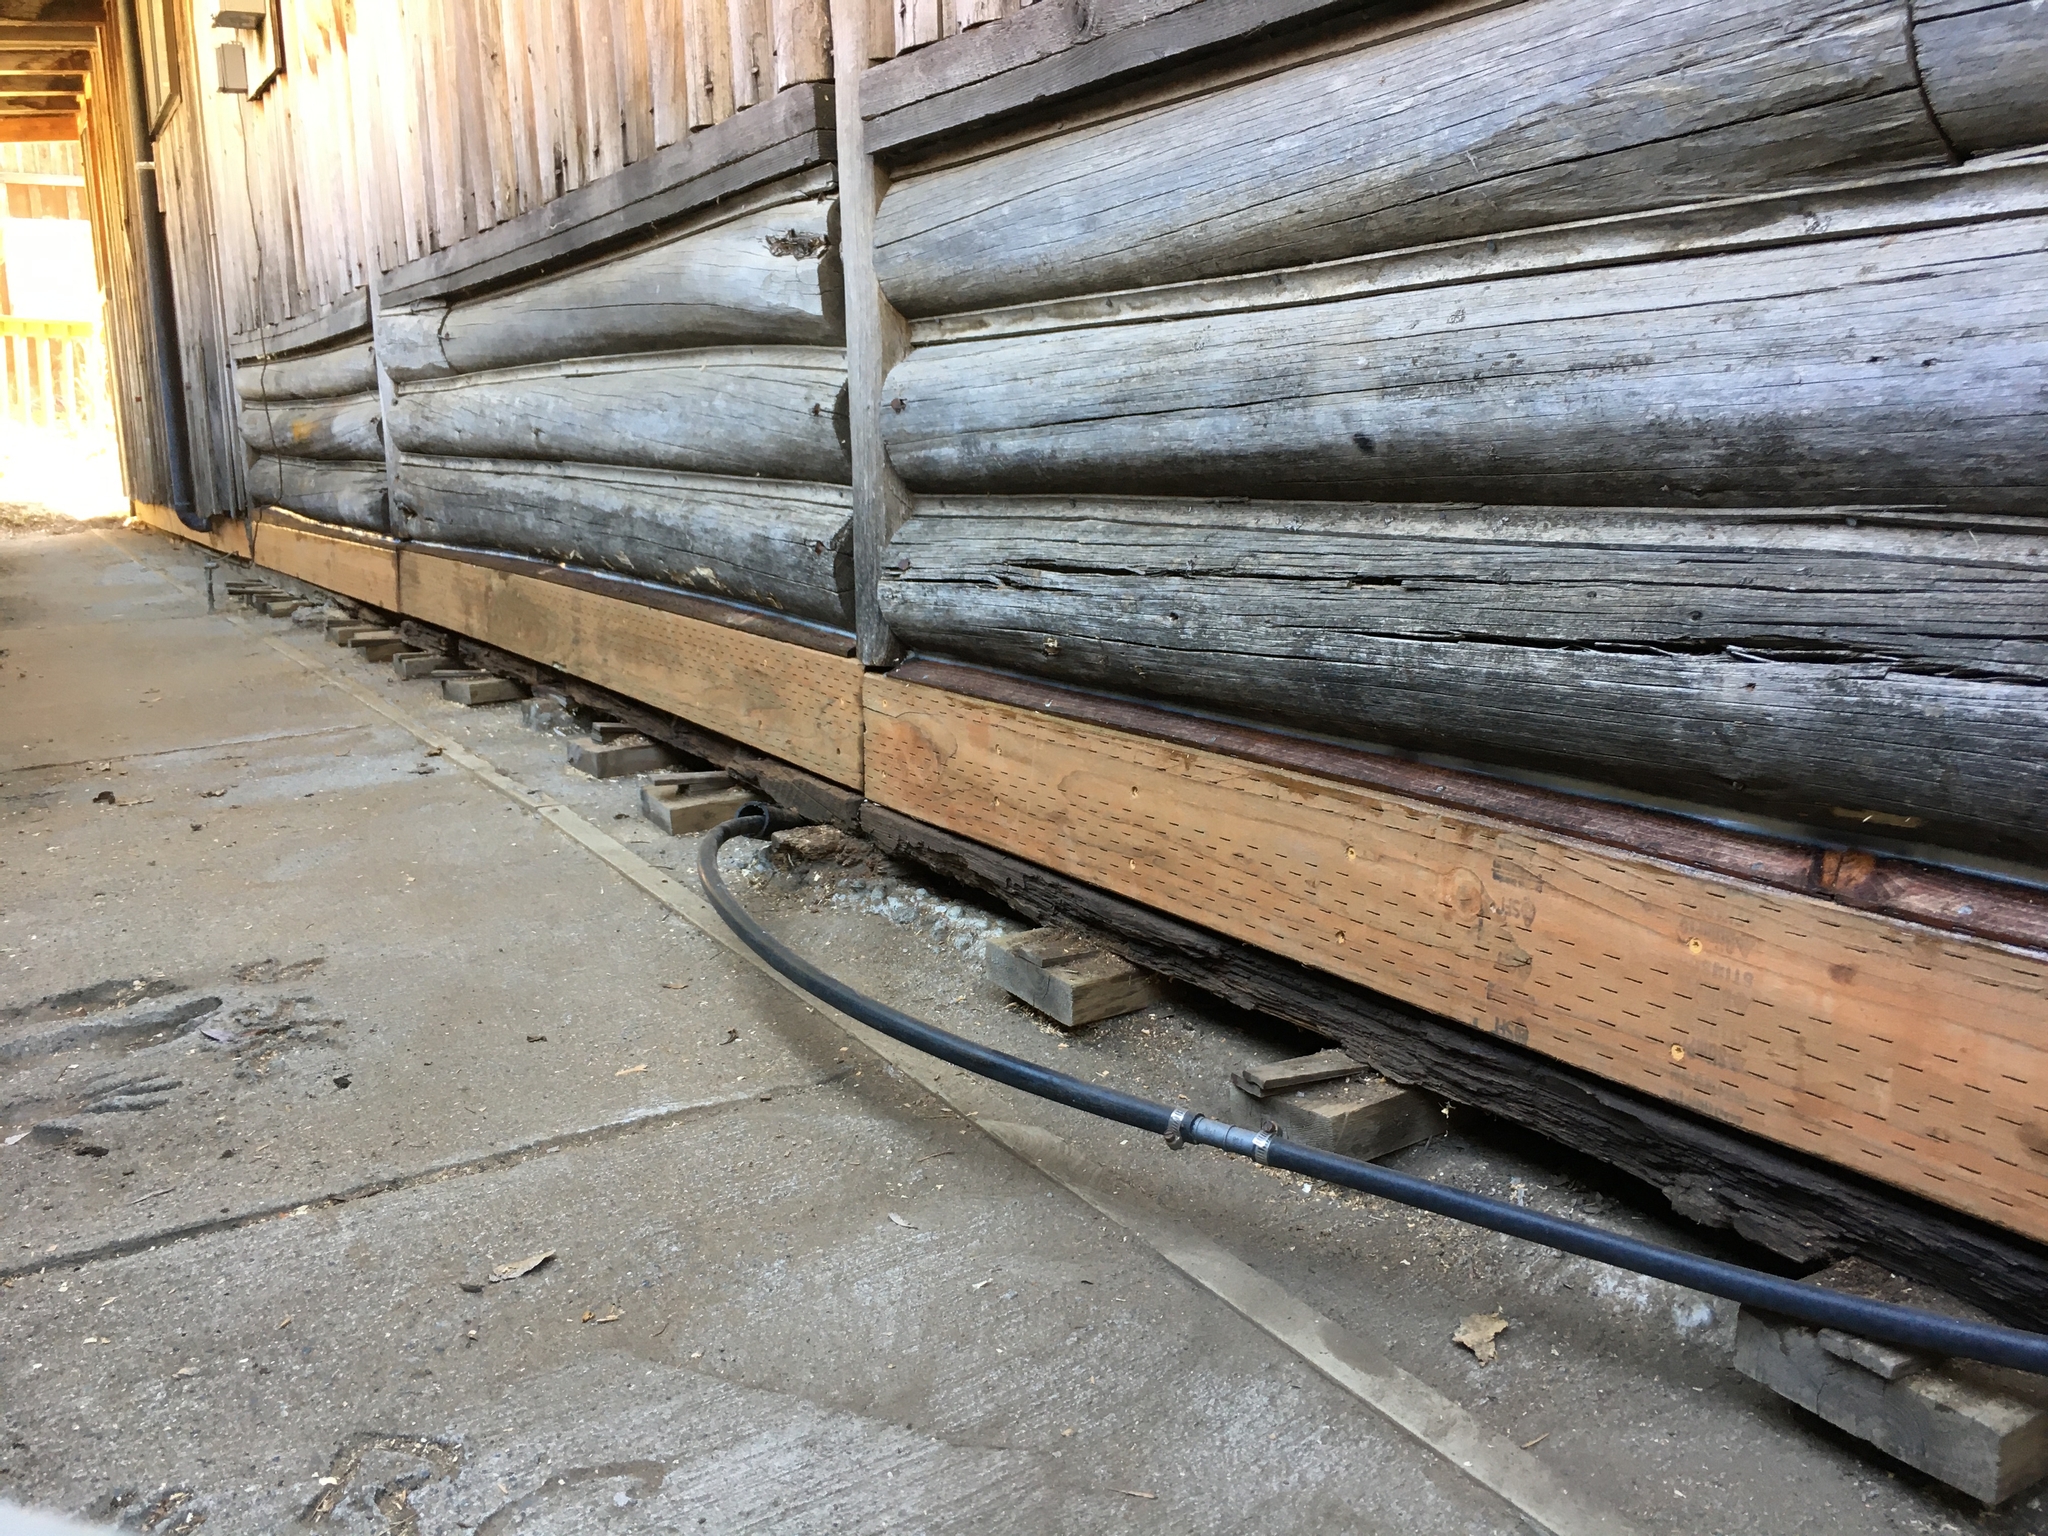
[379,199,844,381]
[238,391,384,460]
[885,498,2048,677]
[234,341,378,402]
[392,454,854,626]
[862,804,2048,1327]
[1912,0,2048,154]
[386,348,851,483]
[874,0,1950,315]
[245,456,391,533]
[880,215,2048,511]
[883,544,2048,861]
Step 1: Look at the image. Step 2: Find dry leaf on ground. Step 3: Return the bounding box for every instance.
[1453,1312,1510,1365]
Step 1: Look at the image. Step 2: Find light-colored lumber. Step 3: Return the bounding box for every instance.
[872,0,1947,315]
[398,545,865,786]
[244,456,391,531]
[386,348,849,483]
[376,199,841,379]
[126,501,253,557]
[1911,0,2048,154]
[444,674,529,705]
[250,514,402,609]
[984,927,1161,1027]
[238,391,384,460]
[861,674,2048,1244]
[879,215,2048,513]
[392,454,854,626]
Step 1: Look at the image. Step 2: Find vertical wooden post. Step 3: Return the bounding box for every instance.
[728,0,775,109]
[830,0,911,666]
[53,336,73,424]
[4,334,17,422]
[683,0,735,127]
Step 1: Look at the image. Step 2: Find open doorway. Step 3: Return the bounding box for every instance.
[0,137,124,534]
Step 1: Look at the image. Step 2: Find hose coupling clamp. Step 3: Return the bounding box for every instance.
[1252,1129,1274,1166]
[1164,1107,1193,1149]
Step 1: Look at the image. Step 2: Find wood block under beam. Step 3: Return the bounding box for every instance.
[398,546,863,788]
[985,927,1161,1027]
[251,516,399,611]
[863,674,2048,1244]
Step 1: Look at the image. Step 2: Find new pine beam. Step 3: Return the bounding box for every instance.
[861,672,2048,1244]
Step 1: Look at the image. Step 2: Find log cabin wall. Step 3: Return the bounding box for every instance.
[862,0,2048,869]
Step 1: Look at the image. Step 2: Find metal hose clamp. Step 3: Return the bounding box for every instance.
[1164,1107,1193,1149]
[1252,1129,1274,1165]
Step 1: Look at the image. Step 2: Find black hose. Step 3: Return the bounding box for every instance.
[698,809,2048,1377]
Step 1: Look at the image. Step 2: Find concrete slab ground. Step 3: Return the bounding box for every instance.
[3,522,2045,1535]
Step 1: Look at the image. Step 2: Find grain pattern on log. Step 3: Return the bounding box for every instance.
[860,804,2048,1328]
[880,216,2048,511]
[386,348,852,483]
[881,512,2048,860]
[874,0,1950,315]
[239,392,385,461]
[892,656,2048,957]
[885,498,2048,678]
[861,675,2048,1242]
[392,454,854,626]
[1912,0,2048,154]
[235,342,378,402]
[379,200,844,381]
[245,455,390,532]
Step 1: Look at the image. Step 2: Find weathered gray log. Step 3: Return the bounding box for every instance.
[386,348,850,483]
[238,391,383,460]
[880,216,2048,512]
[1911,0,2048,154]
[880,505,2048,860]
[884,498,2048,678]
[379,200,844,381]
[874,0,1950,316]
[245,455,389,532]
[234,342,377,401]
[392,454,853,626]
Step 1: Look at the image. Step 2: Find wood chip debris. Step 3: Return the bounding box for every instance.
[615,1064,646,1076]
[1453,1311,1511,1365]
[888,1212,916,1230]
[489,1251,555,1283]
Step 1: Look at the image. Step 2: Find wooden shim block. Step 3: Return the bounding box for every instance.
[650,769,739,786]
[685,0,736,126]
[881,504,2048,862]
[1227,1075,1443,1162]
[1911,0,2048,155]
[1232,1047,1361,1098]
[398,544,864,786]
[235,341,378,402]
[862,674,2048,1243]
[385,348,850,484]
[353,635,411,662]
[566,734,679,778]
[443,675,529,705]
[879,214,2048,514]
[255,518,402,611]
[985,926,1160,1027]
[258,599,305,617]
[391,455,854,628]
[239,392,384,460]
[861,802,2048,1324]
[641,780,755,834]
[871,0,1946,314]
[1735,1261,2048,1504]
[393,651,448,679]
[245,456,391,533]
